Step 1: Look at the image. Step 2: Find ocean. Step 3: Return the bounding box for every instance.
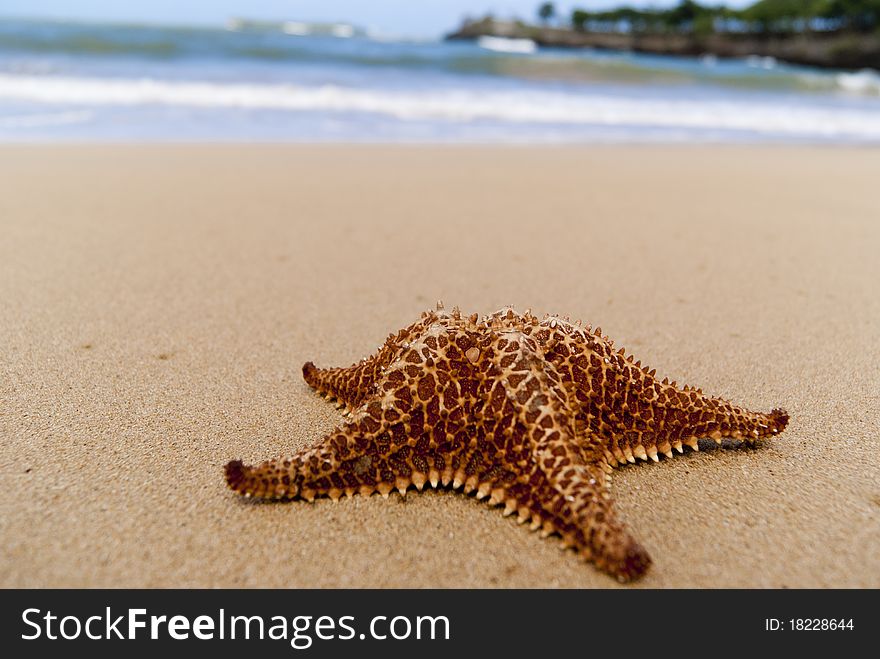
[1,17,879,143]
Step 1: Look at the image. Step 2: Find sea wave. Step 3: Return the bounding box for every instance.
[3,20,880,98]
[796,68,880,96]
[0,72,878,140]
[835,69,880,95]
[477,36,537,55]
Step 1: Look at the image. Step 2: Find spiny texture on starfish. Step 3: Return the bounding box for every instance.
[225,304,789,581]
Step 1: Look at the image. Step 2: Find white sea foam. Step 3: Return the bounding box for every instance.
[477,36,538,54]
[835,69,880,96]
[0,73,879,140]
[330,24,355,38]
[281,22,310,36]
[746,55,778,70]
[798,68,880,96]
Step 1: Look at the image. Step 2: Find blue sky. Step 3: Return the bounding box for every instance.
[0,1,753,38]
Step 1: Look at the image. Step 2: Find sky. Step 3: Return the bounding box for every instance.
[0,0,753,38]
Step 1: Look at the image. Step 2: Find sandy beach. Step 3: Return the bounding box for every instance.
[1,145,878,588]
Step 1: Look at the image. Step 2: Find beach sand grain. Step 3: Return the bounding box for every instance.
[1,145,878,588]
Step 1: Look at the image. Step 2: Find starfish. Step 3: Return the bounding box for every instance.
[225,304,788,582]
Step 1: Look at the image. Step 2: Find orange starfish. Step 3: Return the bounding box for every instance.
[225,304,788,581]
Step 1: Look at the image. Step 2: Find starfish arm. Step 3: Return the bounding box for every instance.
[604,378,790,463]
[230,318,478,501]
[507,353,651,581]
[301,359,383,412]
[539,319,789,464]
[484,331,651,581]
[531,431,651,582]
[225,398,418,501]
[301,311,440,410]
[645,388,788,450]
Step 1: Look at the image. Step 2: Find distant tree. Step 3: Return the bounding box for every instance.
[741,0,808,32]
[665,0,704,29]
[693,13,716,35]
[818,0,880,31]
[538,2,556,25]
[567,0,880,36]
[571,8,590,31]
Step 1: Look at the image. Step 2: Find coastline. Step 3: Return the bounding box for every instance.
[3,19,879,144]
[1,144,878,588]
[446,17,880,71]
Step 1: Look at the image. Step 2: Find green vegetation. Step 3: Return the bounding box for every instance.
[537,2,556,25]
[568,0,880,35]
